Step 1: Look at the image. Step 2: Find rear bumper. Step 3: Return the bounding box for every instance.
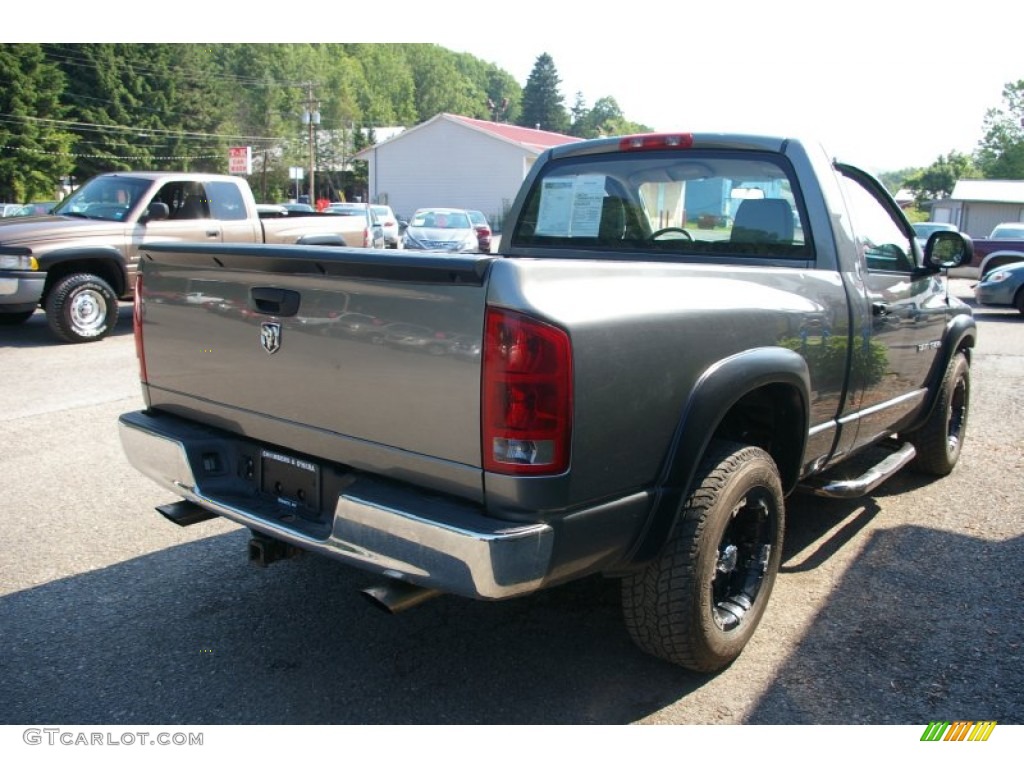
[118,410,555,600]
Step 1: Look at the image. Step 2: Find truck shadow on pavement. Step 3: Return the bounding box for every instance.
[0,304,133,348]
[0,528,696,725]
[748,522,1023,724]
[2,491,1018,725]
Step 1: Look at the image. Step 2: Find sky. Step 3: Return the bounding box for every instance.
[12,0,1023,175]
[429,0,1021,173]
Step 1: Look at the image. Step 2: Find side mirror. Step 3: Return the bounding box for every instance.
[925,231,973,270]
[142,201,170,223]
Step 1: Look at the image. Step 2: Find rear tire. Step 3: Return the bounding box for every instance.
[44,273,118,343]
[906,351,970,475]
[621,440,784,672]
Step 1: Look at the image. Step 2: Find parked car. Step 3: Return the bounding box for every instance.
[912,221,958,249]
[988,222,1024,240]
[973,260,1024,314]
[402,207,481,253]
[371,204,402,248]
[467,209,492,253]
[0,203,24,217]
[323,202,385,248]
[255,203,289,217]
[10,201,57,217]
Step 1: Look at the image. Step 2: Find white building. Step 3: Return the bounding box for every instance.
[930,179,1024,238]
[353,113,580,229]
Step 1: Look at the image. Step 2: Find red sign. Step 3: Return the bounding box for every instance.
[228,146,252,175]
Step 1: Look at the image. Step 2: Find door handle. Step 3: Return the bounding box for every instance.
[250,287,300,317]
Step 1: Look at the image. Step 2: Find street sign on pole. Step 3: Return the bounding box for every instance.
[289,167,304,201]
[228,146,252,175]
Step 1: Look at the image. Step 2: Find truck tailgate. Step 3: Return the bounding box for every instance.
[137,243,493,500]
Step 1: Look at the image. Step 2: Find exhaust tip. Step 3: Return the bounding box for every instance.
[361,580,442,614]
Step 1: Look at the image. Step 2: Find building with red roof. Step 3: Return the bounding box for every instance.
[353,113,580,237]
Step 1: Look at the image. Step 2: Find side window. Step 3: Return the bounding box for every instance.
[205,181,247,221]
[152,182,209,220]
[838,173,915,273]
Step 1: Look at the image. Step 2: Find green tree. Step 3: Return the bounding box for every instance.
[906,151,979,202]
[975,79,1024,179]
[519,53,569,133]
[51,43,230,179]
[0,44,74,201]
[568,91,588,135]
[345,44,417,125]
[573,96,647,138]
[400,44,481,122]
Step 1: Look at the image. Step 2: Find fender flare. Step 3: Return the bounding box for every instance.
[36,246,129,296]
[904,313,977,434]
[624,347,811,566]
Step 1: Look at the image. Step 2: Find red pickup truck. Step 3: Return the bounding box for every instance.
[972,222,1024,278]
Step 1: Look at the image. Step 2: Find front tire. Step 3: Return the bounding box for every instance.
[906,351,970,475]
[44,273,119,343]
[621,440,784,672]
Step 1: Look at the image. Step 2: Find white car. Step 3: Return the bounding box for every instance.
[371,204,402,249]
[989,222,1024,239]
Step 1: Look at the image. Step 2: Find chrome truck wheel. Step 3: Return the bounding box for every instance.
[45,273,119,343]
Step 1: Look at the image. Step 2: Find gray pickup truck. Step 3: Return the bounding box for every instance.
[118,133,975,672]
[0,172,381,343]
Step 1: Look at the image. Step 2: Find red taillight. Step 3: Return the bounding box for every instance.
[363,228,370,247]
[482,308,572,475]
[133,274,147,384]
[619,132,694,151]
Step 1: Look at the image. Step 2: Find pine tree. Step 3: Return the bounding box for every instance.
[519,53,569,133]
[0,44,74,201]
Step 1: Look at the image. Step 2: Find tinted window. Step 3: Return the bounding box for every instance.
[511,150,810,260]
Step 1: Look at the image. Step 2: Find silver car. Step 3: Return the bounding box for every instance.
[402,207,481,253]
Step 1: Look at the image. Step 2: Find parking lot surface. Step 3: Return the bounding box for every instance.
[0,279,1020,726]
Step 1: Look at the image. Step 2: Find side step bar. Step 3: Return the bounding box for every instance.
[800,442,917,499]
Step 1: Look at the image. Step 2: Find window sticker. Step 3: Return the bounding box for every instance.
[535,175,607,237]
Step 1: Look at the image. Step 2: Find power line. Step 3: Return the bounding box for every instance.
[0,112,288,143]
[1,145,223,161]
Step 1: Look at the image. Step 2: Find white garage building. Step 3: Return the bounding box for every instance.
[353,113,580,230]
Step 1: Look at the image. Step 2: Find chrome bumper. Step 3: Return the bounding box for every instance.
[118,411,554,600]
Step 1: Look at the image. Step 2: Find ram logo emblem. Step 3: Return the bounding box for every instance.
[260,322,282,355]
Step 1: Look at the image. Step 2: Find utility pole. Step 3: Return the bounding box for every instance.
[301,83,320,203]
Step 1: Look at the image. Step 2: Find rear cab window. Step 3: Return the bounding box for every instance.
[510,149,812,263]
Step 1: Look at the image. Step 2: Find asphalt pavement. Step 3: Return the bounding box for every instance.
[0,279,1020,729]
